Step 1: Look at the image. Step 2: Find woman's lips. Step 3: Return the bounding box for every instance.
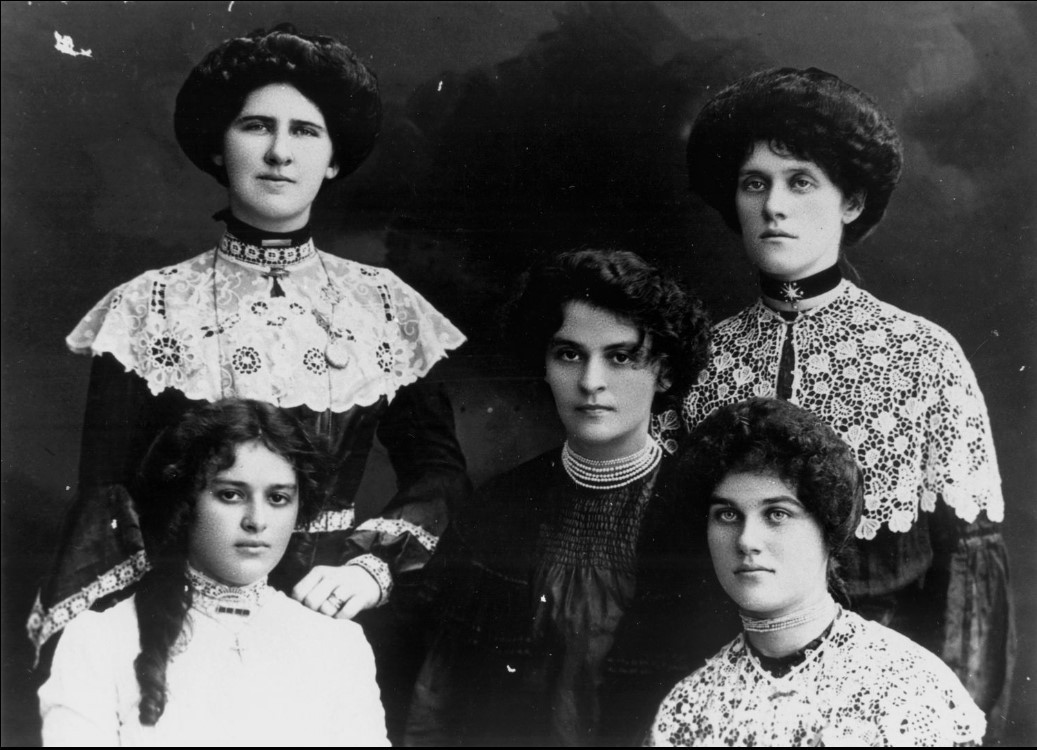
[576,404,615,414]
[761,229,795,239]
[235,541,270,554]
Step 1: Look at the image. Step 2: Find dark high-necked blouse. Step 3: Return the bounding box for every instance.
[405,449,732,747]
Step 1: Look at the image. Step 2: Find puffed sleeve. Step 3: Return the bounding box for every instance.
[28,353,193,657]
[930,501,1014,737]
[347,367,472,594]
[38,610,123,747]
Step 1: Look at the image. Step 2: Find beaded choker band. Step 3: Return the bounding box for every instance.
[740,594,837,633]
[218,232,317,268]
[561,437,662,490]
[759,264,842,308]
[187,565,268,618]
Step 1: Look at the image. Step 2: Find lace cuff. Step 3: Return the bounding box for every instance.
[356,517,439,555]
[27,551,149,661]
[346,553,393,607]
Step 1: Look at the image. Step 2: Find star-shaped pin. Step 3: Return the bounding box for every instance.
[781,282,804,303]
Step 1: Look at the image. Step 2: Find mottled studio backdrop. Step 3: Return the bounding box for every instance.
[2,1,1034,745]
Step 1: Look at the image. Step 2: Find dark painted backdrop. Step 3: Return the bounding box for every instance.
[2,1,1034,745]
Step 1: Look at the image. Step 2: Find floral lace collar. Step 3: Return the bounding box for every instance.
[218,231,317,269]
[683,278,1003,538]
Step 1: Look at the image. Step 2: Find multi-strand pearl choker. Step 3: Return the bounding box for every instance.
[740,594,837,633]
[561,437,663,490]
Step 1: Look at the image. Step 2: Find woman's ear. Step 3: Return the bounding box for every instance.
[325,160,340,180]
[655,360,673,394]
[212,153,225,168]
[842,190,866,224]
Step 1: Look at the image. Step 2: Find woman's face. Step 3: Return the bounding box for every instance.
[214,83,339,232]
[545,300,663,460]
[707,470,829,618]
[188,440,299,587]
[735,141,862,281]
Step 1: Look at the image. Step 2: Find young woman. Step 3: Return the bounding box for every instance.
[681,67,1011,725]
[38,399,389,746]
[30,26,467,663]
[649,398,985,747]
[405,249,720,746]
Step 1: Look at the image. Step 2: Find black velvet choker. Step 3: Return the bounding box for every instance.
[759,265,842,307]
[213,208,312,247]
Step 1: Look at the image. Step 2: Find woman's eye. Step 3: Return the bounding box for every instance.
[240,120,270,133]
[611,351,632,365]
[740,177,766,192]
[712,508,738,523]
[554,349,581,363]
[768,508,790,522]
[215,489,241,503]
[293,125,320,137]
[791,175,815,191]
[269,493,295,506]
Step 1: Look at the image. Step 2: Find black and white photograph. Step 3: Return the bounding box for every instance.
[2,1,1034,745]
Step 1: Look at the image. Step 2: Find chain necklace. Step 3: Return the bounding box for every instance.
[561,437,662,490]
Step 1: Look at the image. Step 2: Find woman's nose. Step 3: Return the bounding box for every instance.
[578,357,607,393]
[736,517,763,554]
[763,185,788,220]
[241,500,268,533]
[264,129,293,166]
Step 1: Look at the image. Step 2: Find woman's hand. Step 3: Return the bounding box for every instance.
[291,564,381,619]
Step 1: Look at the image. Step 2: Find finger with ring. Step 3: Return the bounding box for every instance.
[325,592,346,612]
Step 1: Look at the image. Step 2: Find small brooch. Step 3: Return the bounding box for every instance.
[780,282,804,303]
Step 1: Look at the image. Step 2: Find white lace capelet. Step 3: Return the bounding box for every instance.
[66,236,466,412]
[647,609,985,747]
[682,281,1003,539]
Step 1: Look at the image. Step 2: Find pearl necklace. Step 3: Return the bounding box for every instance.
[561,437,662,490]
[740,594,837,633]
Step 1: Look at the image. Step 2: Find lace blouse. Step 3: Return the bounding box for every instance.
[647,609,985,747]
[39,582,389,746]
[28,232,468,654]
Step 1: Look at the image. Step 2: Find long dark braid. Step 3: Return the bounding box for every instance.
[134,556,192,725]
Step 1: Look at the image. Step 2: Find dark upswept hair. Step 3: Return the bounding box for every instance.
[174,23,381,184]
[686,67,903,246]
[677,398,864,588]
[506,248,711,404]
[132,398,330,726]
